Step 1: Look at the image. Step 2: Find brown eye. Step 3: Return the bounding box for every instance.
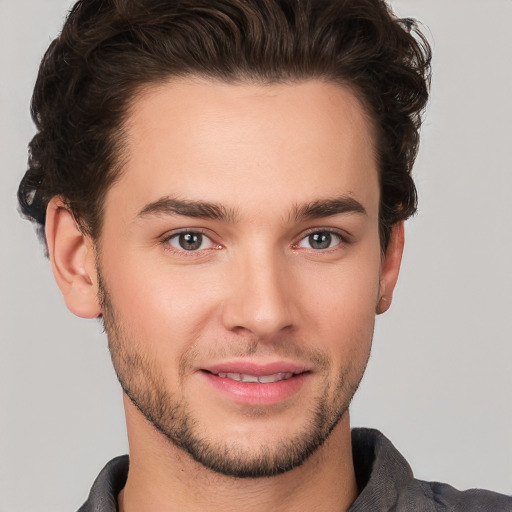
[180,233,202,250]
[309,232,332,249]
[168,232,211,251]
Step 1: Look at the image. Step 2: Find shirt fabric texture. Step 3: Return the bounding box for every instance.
[77,428,512,511]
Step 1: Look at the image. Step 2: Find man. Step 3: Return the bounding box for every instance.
[15,0,512,510]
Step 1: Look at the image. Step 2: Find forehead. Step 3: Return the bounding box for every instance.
[107,78,379,222]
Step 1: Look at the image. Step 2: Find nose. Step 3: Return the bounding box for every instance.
[221,248,296,339]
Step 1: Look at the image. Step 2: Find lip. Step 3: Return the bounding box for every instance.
[203,361,309,376]
[199,360,310,406]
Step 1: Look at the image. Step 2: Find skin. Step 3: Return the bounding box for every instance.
[45,79,404,512]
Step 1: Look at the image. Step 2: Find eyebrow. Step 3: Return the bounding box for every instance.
[293,196,367,222]
[137,195,367,224]
[138,196,239,223]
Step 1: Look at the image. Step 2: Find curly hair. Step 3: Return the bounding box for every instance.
[18,0,431,249]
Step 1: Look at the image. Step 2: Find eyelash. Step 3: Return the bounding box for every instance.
[293,228,350,251]
[160,227,351,255]
[161,229,221,255]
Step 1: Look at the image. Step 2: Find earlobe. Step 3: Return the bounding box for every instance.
[376,222,405,315]
[45,197,101,319]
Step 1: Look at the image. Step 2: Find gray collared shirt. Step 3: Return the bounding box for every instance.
[77,428,512,511]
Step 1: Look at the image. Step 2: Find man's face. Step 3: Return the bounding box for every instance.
[96,79,388,477]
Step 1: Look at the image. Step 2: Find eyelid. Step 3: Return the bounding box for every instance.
[158,226,351,253]
[160,228,222,254]
[293,227,351,250]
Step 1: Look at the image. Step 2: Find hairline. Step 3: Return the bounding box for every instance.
[87,73,382,247]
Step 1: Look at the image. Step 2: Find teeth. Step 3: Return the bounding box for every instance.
[216,372,293,383]
[258,373,293,383]
[241,374,259,383]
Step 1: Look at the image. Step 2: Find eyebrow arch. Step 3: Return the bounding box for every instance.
[293,196,367,222]
[138,196,239,223]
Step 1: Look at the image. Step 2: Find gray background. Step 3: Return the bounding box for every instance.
[1,1,511,510]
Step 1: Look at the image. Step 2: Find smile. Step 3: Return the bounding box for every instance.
[201,367,310,406]
[214,372,294,383]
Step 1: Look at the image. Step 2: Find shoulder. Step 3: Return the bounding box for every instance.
[401,478,512,512]
[416,479,512,512]
[349,428,512,512]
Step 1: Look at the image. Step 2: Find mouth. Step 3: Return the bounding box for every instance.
[199,363,310,405]
[205,371,296,384]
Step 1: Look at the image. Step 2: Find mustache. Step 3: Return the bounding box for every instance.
[179,337,331,374]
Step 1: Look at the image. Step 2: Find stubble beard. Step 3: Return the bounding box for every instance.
[98,270,370,479]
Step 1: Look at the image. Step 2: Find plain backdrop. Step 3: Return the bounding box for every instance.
[1,1,511,510]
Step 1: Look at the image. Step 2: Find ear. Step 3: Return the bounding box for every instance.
[45,197,101,318]
[376,222,405,315]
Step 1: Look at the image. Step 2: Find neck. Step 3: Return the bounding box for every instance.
[118,399,358,512]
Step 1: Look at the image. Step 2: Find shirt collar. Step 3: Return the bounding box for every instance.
[77,429,410,512]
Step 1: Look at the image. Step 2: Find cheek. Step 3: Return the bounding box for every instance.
[308,253,380,313]
[100,254,221,354]
[300,250,381,353]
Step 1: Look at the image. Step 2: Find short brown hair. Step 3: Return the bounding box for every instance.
[18,0,431,249]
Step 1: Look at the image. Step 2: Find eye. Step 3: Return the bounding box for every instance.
[166,231,215,251]
[297,231,344,250]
